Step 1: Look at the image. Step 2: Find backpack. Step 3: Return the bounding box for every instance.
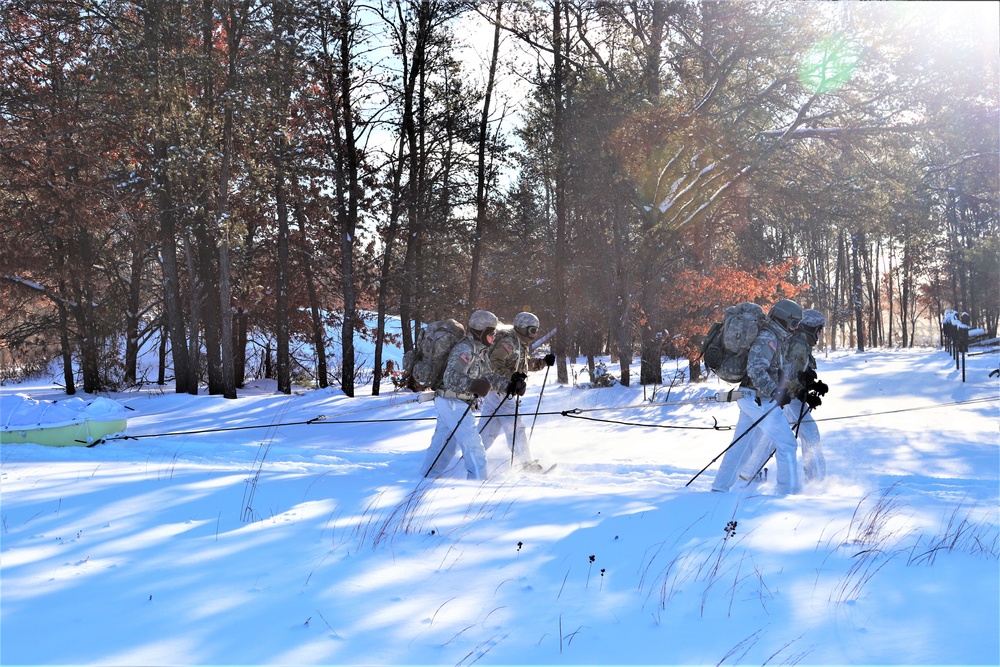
[700,302,767,384]
[397,319,466,391]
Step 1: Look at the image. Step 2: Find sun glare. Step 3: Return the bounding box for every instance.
[912,1,1000,43]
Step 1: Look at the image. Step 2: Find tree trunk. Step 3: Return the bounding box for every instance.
[638,0,669,382]
[74,281,102,393]
[183,232,202,394]
[275,135,291,395]
[468,0,503,308]
[608,193,632,385]
[194,212,224,394]
[124,244,144,386]
[304,256,328,389]
[57,294,75,395]
[852,229,866,352]
[900,238,913,347]
[216,0,240,399]
[218,234,236,397]
[157,319,167,386]
[235,307,247,387]
[887,240,896,346]
[831,228,846,351]
[552,1,569,384]
[336,0,358,397]
[638,253,662,386]
[145,0,190,394]
[398,6,430,351]
[273,0,293,395]
[295,201,328,388]
[373,137,407,395]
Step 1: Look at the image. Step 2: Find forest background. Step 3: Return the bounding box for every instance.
[1,0,997,399]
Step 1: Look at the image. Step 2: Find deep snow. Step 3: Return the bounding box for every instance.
[1,338,998,666]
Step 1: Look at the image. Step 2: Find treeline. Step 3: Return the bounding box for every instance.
[1,1,997,396]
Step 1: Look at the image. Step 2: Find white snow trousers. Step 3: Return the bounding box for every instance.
[422,397,488,480]
[477,390,533,465]
[711,395,800,494]
[741,399,825,483]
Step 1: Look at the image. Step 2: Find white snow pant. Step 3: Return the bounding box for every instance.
[422,396,488,480]
[711,395,800,494]
[789,399,824,482]
[740,399,824,483]
[477,390,533,465]
[711,403,755,493]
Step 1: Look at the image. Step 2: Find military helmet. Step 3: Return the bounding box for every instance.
[800,309,825,342]
[513,312,540,339]
[801,309,826,330]
[468,309,498,345]
[468,309,498,331]
[768,299,803,332]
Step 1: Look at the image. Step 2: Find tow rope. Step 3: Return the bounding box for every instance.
[103,393,997,442]
[808,396,998,424]
[559,410,730,430]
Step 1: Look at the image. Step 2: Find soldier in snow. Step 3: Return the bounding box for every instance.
[740,308,827,484]
[478,311,555,473]
[421,310,498,480]
[711,299,803,495]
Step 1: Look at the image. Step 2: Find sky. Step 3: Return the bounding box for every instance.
[1,323,998,666]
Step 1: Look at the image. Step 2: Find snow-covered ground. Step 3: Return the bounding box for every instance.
[1,341,998,665]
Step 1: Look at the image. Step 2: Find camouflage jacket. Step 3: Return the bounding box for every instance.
[783,331,817,396]
[487,328,545,392]
[743,320,792,399]
[439,335,493,403]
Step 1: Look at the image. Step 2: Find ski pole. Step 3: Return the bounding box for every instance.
[685,401,780,487]
[792,400,808,437]
[529,365,551,441]
[477,393,509,434]
[511,394,520,468]
[425,400,474,478]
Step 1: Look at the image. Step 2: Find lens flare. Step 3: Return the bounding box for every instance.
[799,35,862,94]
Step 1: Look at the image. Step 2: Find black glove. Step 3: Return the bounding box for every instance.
[544,353,556,367]
[805,391,823,409]
[772,387,792,406]
[798,368,817,385]
[469,377,491,397]
[813,380,829,396]
[505,372,527,398]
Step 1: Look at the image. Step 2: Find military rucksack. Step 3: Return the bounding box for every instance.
[700,302,767,383]
[397,319,466,391]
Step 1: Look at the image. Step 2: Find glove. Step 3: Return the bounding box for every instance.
[544,353,556,367]
[772,387,792,407]
[469,377,491,397]
[805,391,823,409]
[505,372,527,398]
[813,380,829,396]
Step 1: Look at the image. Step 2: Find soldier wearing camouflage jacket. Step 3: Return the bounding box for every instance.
[422,310,498,480]
[438,337,495,403]
[741,309,826,484]
[711,299,803,495]
[478,313,553,474]
[488,327,547,388]
[741,320,793,399]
